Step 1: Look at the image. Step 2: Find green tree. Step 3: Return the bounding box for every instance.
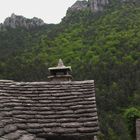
[124,107,140,139]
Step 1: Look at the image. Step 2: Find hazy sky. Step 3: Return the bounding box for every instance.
[0,0,77,24]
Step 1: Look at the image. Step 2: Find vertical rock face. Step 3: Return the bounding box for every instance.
[89,0,109,12]
[67,0,109,14]
[3,13,45,29]
[67,0,138,14]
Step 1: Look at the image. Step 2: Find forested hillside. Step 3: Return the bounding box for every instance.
[0,1,140,140]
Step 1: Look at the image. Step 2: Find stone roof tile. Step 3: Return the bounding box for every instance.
[0,80,99,139]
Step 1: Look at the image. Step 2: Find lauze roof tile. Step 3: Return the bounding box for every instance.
[0,80,99,140]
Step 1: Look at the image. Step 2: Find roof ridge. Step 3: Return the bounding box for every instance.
[14,80,95,85]
[0,80,94,84]
[0,80,14,83]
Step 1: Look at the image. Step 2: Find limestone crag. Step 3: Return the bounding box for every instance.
[67,0,109,13]
[67,0,138,13]
[67,1,89,13]
[3,13,45,29]
[89,0,109,12]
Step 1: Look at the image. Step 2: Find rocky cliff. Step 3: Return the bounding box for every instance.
[3,13,45,29]
[67,0,109,13]
[89,0,109,12]
[67,1,89,13]
[67,0,138,13]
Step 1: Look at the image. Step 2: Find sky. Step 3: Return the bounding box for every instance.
[0,0,77,24]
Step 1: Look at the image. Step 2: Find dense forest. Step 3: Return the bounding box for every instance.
[0,1,140,140]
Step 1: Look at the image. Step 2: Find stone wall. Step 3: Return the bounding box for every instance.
[136,119,140,140]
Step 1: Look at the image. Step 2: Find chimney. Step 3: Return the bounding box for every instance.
[48,59,72,82]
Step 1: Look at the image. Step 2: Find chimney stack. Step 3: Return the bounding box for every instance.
[48,59,72,82]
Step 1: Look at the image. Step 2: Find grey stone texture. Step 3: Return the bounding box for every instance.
[67,0,138,13]
[3,13,45,29]
[0,80,99,139]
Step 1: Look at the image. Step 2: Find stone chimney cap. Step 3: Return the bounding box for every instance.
[48,59,71,71]
[57,59,65,67]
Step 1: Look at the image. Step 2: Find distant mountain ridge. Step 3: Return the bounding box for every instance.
[0,13,45,29]
[0,0,139,30]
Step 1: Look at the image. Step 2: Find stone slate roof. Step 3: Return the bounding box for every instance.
[0,80,99,140]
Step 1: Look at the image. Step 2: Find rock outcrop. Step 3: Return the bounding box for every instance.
[67,0,138,13]
[67,0,109,13]
[89,0,109,12]
[3,13,45,29]
[67,0,89,13]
